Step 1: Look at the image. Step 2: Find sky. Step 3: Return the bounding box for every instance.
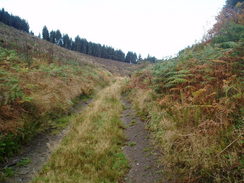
[1,0,226,58]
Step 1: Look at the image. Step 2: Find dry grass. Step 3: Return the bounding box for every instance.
[0,22,137,76]
[126,87,243,182]
[0,22,127,163]
[32,78,129,183]
[21,62,110,115]
[0,53,111,134]
[125,58,243,183]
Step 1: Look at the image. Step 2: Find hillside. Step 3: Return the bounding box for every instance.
[0,22,137,76]
[0,1,243,183]
[124,2,244,182]
[0,22,137,167]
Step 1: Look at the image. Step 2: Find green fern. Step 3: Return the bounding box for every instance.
[164,78,188,88]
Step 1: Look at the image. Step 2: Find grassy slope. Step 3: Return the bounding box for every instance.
[0,22,134,164]
[124,4,244,183]
[0,22,137,76]
[32,78,129,183]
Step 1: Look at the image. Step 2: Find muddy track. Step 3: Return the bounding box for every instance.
[1,99,91,183]
[121,98,164,183]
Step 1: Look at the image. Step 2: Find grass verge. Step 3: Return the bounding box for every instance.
[124,82,243,183]
[0,43,111,163]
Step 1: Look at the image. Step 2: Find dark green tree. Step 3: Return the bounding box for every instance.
[62,34,72,49]
[74,36,81,52]
[80,39,88,53]
[0,8,29,32]
[55,30,62,46]
[226,0,244,8]
[42,26,50,41]
[125,51,137,64]
[114,50,125,61]
[39,25,137,63]
[138,54,142,61]
[146,54,157,63]
[87,42,93,55]
[49,31,56,43]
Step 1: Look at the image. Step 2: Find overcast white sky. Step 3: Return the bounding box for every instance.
[1,0,226,58]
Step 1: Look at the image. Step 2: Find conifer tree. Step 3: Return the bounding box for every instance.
[49,31,56,43]
[0,8,29,32]
[55,30,62,46]
[42,26,50,41]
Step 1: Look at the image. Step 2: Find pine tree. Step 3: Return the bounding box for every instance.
[63,34,71,49]
[37,23,137,62]
[55,30,62,46]
[80,39,88,53]
[42,26,50,41]
[226,0,244,8]
[138,54,142,61]
[146,54,157,62]
[49,31,56,43]
[125,51,137,64]
[0,8,29,32]
[74,36,81,52]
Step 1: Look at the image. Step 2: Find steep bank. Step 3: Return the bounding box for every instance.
[2,97,92,183]
[123,8,244,183]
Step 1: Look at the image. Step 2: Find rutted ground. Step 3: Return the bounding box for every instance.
[0,22,150,183]
[31,78,129,183]
[1,78,165,183]
[0,21,136,180]
[1,99,92,183]
[0,23,164,182]
[0,22,165,182]
[121,98,164,183]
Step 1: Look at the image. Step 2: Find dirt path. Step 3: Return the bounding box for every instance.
[121,98,164,183]
[1,95,164,183]
[1,99,91,183]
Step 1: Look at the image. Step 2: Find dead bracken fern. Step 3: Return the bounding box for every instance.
[125,3,244,181]
[0,23,115,164]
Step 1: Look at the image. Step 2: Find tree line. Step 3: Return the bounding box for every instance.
[0,8,158,63]
[225,0,244,7]
[42,26,139,63]
[0,8,29,33]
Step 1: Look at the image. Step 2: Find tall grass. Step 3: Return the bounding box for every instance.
[123,24,243,181]
[0,41,111,164]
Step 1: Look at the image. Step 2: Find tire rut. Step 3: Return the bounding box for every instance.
[121,98,164,183]
[1,99,92,183]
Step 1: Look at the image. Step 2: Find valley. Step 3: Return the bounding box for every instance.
[0,1,243,182]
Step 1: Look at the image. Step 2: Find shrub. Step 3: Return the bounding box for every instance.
[212,22,244,43]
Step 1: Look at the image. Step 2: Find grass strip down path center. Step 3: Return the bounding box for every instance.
[32,78,129,183]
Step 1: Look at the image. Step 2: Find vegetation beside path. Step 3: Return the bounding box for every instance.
[122,2,244,181]
[0,20,136,167]
[0,42,111,165]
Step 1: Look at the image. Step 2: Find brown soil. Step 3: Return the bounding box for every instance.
[0,99,91,183]
[121,98,165,183]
